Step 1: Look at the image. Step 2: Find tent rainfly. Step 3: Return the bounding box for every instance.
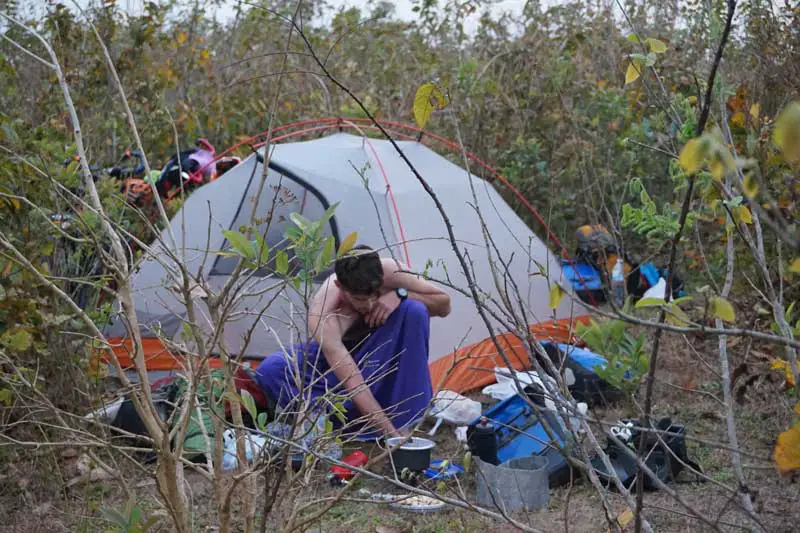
[103,131,590,393]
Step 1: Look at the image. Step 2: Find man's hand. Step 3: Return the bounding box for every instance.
[365,290,401,328]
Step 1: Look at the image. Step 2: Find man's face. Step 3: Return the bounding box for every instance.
[338,283,379,315]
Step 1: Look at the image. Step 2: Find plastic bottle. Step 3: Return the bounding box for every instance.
[468,416,500,465]
[611,257,625,307]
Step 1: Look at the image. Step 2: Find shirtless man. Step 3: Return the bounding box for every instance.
[253,245,451,438]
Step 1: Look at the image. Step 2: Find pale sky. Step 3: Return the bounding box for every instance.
[15,0,530,33]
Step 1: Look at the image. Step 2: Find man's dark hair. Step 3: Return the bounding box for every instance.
[334,244,383,295]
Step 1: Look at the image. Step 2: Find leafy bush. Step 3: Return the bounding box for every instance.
[575,318,649,395]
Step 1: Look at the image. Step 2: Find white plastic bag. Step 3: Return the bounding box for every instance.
[481,367,558,405]
[427,390,482,435]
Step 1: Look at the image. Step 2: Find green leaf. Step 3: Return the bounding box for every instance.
[317,202,339,236]
[338,231,358,257]
[711,296,736,322]
[240,389,257,421]
[789,258,800,274]
[222,229,255,259]
[727,195,744,207]
[635,297,665,308]
[289,212,311,232]
[3,329,32,351]
[413,82,447,129]
[275,250,289,276]
[316,236,335,272]
[645,52,657,67]
[646,38,667,53]
[665,302,691,326]
[257,412,268,431]
[626,34,641,43]
[462,451,472,473]
[548,283,565,309]
[0,388,12,406]
[254,234,270,264]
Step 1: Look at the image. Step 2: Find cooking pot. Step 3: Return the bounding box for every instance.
[386,436,435,472]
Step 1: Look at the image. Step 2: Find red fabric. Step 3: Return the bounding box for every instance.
[225,366,271,418]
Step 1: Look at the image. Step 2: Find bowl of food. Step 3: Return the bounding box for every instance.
[390,493,446,513]
[385,436,436,472]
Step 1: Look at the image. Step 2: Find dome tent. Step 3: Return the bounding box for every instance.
[103,127,591,394]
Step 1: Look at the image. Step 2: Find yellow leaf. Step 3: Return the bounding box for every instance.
[774,421,800,474]
[646,38,667,53]
[625,60,643,85]
[789,258,800,273]
[678,138,704,173]
[548,283,565,309]
[711,296,735,322]
[743,172,759,198]
[708,143,735,181]
[750,103,761,121]
[734,205,752,224]
[795,402,800,416]
[337,231,358,257]
[687,95,698,105]
[413,83,446,129]
[773,101,800,163]
[771,359,795,386]
[730,111,746,128]
[176,31,188,45]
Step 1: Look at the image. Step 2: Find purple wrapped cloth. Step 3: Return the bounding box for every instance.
[253,299,433,440]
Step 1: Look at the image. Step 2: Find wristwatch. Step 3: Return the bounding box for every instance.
[395,287,408,301]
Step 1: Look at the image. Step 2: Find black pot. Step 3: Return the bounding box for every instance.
[386,437,435,472]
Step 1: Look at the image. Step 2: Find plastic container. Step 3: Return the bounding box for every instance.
[475,455,550,512]
[386,436,435,471]
[467,417,499,465]
[611,258,625,306]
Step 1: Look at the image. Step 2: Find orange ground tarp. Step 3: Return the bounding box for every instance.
[105,315,590,394]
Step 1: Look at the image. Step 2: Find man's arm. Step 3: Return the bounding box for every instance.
[308,278,400,437]
[381,258,451,317]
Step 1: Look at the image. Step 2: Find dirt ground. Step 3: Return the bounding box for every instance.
[2,331,799,532]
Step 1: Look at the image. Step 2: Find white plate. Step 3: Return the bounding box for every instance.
[389,494,446,513]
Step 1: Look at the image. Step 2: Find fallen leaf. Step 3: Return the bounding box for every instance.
[771,359,796,387]
[774,421,800,474]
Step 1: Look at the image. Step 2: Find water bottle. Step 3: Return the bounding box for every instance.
[611,257,625,307]
[467,417,500,465]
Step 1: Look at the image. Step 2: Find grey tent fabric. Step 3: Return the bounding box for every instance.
[104,133,588,372]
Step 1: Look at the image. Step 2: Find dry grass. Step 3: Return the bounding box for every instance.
[2,330,798,532]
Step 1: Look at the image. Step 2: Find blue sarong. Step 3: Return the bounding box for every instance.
[253,299,433,440]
